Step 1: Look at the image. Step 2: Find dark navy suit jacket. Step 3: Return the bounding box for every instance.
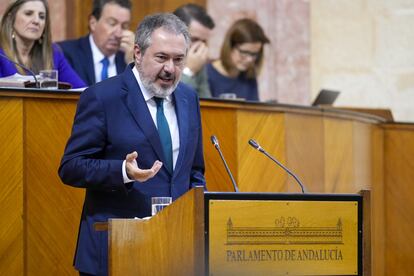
[58,64,205,275]
[58,35,127,86]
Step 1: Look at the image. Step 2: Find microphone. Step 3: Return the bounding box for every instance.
[210,135,239,192]
[248,139,306,193]
[0,52,39,88]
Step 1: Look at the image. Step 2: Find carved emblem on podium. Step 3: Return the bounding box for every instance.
[226,217,343,245]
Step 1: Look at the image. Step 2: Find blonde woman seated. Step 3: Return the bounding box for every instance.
[0,0,85,88]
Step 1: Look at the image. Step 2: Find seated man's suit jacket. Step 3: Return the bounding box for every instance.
[58,35,127,86]
[58,64,205,275]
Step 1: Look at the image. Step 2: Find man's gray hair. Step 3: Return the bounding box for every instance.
[135,13,190,55]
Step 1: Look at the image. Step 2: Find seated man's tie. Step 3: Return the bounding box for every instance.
[101,57,109,81]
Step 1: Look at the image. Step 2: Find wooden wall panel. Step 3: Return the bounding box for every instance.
[384,124,414,276]
[237,111,286,192]
[25,99,84,276]
[324,118,354,193]
[0,99,24,276]
[66,0,206,39]
[285,114,324,193]
[371,125,385,276]
[352,122,373,191]
[65,0,92,39]
[201,105,287,193]
[132,0,206,34]
[201,106,238,191]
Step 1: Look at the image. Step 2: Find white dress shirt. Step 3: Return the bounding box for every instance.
[89,35,117,82]
[122,66,180,182]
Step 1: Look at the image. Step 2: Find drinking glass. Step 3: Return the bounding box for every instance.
[39,69,58,89]
[151,197,172,216]
[219,93,237,99]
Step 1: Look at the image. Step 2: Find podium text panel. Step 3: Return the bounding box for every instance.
[208,198,361,275]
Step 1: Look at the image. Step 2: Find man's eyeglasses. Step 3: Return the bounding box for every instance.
[235,46,261,59]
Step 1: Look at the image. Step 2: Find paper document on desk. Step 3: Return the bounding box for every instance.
[0,73,36,88]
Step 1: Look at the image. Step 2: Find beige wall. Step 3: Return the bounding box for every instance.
[311,0,414,122]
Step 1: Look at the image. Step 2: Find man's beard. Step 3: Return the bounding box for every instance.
[137,65,179,98]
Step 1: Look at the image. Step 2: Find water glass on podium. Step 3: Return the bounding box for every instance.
[219,93,237,99]
[151,197,172,216]
[39,69,58,89]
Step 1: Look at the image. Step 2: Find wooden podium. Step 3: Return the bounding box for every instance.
[109,187,364,276]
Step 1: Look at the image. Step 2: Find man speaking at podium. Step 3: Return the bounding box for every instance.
[59,13,205,276]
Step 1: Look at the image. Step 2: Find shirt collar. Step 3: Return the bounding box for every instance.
[89,34,116,65]
[132,65,173,103]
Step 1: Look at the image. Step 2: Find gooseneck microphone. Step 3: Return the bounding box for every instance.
[210,135,239,192]
[0,52,39,88]
[248,139,306,193]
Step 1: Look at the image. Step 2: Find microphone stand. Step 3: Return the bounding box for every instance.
[211,135,239,192]
[249,139,306,193]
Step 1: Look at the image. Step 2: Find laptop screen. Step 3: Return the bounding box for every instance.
[312,89,340,106]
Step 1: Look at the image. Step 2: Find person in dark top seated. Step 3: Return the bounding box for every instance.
[207,18,269,101]
[58,0,134,86]
[0,0,85,88]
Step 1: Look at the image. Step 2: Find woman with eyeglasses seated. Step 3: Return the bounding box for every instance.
[0,0,86,88]
[207,18,269,101]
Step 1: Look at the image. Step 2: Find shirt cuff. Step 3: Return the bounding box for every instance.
[122,160,134,183]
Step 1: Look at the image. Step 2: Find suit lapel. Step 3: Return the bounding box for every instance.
[172,89,189,176]
[121,67,166,165]
[80,36,96,84]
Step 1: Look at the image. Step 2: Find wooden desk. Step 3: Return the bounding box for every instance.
[0,88,412,275]
[201,99,385,194]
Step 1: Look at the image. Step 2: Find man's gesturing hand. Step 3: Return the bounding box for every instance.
[125,151,162,182]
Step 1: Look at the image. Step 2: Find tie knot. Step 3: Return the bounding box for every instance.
[154,97,164,108]
[101,57,109,66]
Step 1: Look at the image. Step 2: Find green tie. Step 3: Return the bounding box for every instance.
[154,97,173,173]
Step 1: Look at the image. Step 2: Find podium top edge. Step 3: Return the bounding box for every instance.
[203,191,362,201]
